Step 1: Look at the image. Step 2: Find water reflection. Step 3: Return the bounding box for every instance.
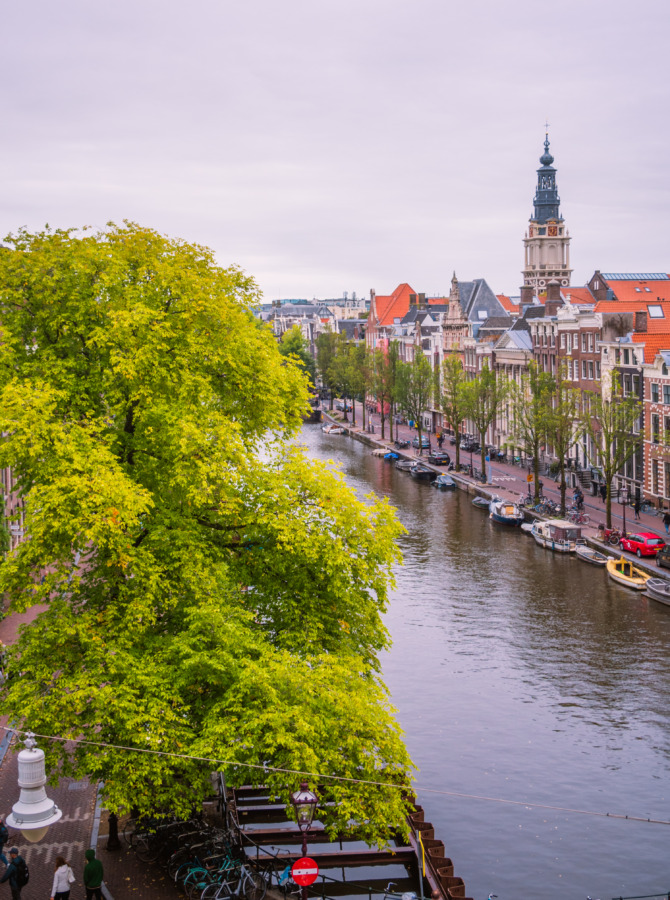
[300,427,670,899]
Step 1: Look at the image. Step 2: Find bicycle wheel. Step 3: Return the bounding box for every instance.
[243,868,268,900]
[580,513,590,524]
[608,535,621,546]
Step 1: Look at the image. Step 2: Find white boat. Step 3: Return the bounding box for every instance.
[520,522,534,535]
[531,519,581,553]
[489,498,524,526]
[645,577,670,606]
[575,543,608,567]
[322,423,346,435]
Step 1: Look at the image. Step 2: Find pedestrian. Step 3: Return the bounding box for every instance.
[600,483,607,503]
[663,511,670,535]
[634,498,641,521]
[437,433,444,450]
[0,848,27,900]
[0,816,8,866]
[83,848,104,900]
[50,855,75,900]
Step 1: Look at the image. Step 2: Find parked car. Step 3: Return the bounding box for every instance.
[412,435,431,449]
[427,450,451,466]
[619,532,666,558]
[656,543,670,569]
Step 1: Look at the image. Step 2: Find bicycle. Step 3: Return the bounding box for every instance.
[382,882,418,900]
[200,862,269,900]
[567,509,590,525]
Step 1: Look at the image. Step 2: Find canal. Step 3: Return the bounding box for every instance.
[301,425,670,900]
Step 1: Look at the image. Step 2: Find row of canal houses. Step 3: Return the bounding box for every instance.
[365,271,670,509]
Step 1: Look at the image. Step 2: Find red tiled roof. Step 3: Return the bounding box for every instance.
[607,278,670,303]
[632,332,670,363]
[593,299,670,315]
[497,294,519,313]
[562,286,595,304]
[373,283,417,327]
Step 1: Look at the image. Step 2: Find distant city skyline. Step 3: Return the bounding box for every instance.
[2,0,668,301]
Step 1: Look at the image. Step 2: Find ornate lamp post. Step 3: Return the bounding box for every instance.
[6,733,62,842]
[290,781,318,900]
[620,486,629,538]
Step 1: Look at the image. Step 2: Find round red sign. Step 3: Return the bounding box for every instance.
[291,857,319,887]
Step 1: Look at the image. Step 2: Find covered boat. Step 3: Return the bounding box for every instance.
[520,522,534,535]
[410,464,437,482]
[384,451,399,460]
[434,473,456,490]
[322,423,345,434]
[606,557,650,591]
[575,544,608,566]
[472,495,494,510]
[531,519,581,553]
[645,577,670,606]
[489,498,524,526]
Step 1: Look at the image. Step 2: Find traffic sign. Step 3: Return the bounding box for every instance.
[291,857,319,886]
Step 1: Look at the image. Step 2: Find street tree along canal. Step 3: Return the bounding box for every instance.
[304,424,670,900]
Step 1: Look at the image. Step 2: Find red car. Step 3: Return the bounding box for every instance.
[619,531,666,558]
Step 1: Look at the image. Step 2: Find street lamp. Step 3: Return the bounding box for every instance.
[290,781,318,900]
[6,732,62,842]
[620,487,629,539]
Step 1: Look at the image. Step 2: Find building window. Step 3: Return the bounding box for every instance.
[665,416,670,441]
[588,333,594,352]
[596,361,601,380]
[653,414,660,443]
[653,459,659,494]
[582,360,587,379]
[550,333,555,347]
[632,374,640,396]
[664,384,670,405]
[543,354,548,372]
[581,333,587,351]
[665,462,670,498]
[648,305,665,318]
[588,361,594,379]
[623,348,630,365]
[652,383,660,403]
[561,333,566,349]
[623,374,632,395]
[567,360,572,380]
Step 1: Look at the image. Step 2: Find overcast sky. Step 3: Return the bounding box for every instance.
[2,0,668,301]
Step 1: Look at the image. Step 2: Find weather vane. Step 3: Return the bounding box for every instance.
[544,119,550,135]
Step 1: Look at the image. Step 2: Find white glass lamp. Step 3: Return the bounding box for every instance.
[6,733,62,842]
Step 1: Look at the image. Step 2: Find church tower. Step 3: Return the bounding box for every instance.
[522,134,572,291]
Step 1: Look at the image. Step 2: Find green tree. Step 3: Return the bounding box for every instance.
[0,224,412,842]
[329,334,356,422]
[279,325,316,387]
[507,362,554,501]
[316,331,339,409]
[348,343,370,429]
[460,362,508,479]
[581,371,642,528]
[371,346,393,441]
[545,363,582,515]
[396,353,433,454]
[439,356,468,471]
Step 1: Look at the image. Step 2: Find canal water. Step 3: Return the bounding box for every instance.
[301,425,670,900]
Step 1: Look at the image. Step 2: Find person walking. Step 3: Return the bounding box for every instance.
[600,483,607,504]
[83,849,103,900]
[1,848,27,900]
[437,433,444,450]
[634,497,641,521]
[0,817,9,866]
[663,511,670,535]
[50,855,75,900]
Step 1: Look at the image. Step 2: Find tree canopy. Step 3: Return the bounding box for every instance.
[279,325,316,387]
[0,224,412,841]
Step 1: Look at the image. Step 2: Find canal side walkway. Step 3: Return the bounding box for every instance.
[323,401,670,579]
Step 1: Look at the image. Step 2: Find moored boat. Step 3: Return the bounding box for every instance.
[395,458,416,471]
[489,498,524,526]
[575,544,608,566]
[410,464,437,482]
[322,423,346,434]
[472,495,494,510]
[520,522,534,535]
[384,451,399,460]
[606,556,650,590]
[531,519,581,553]
[645,577,670,605]
[434,473,456,490]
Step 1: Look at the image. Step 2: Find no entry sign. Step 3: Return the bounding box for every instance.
[291,857,319,886]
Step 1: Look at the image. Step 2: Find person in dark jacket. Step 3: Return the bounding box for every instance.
[600,484,607,503]
[83,849,104,900]
[1,848,25,899]
[663,511,670,535]
[0,817,8,866]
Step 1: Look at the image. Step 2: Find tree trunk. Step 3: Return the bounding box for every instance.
[351,398,356,427]
[533,440,541,500]
[389,402,394,443]
[606,479,612,529]
[107,811,121,851]
[559,459,567,515]
[455,426,460,471]
[380,411,386,440]
[480,431,487,481]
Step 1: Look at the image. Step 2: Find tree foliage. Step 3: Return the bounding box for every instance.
[0,224,412,841]
[396,353,433,453]
[507,362,554,500]
[460,362,508,477]
[279,325,316,387]
[439,356,468,471]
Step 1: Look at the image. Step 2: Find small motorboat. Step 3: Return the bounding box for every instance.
[489,498,524,526]
[410,464,437,482]
[531,519,581,553]
[384,451,399,461]
[322,423,346,434]
[645,577,670,606]
[520,522,534,535]
[575,544,608,567]
[434,474,456,490]
[606,557,650,591]
[472,495,494,510]
[395,459,416,471]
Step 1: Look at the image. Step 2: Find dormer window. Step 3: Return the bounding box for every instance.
[648,305,665,318]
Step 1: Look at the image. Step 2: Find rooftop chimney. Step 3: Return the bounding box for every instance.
[544,280,563,316]
[635,311,648,334]
[409,293,417,307]
[520,285,533,305]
